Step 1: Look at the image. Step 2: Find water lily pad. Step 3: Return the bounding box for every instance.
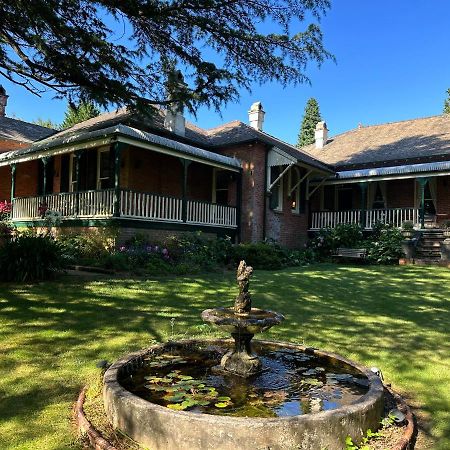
[167,403,187,410]
[217,396,231,402]
[215,402,229,408]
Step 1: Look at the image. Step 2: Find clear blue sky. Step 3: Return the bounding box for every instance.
[2,0,449,145]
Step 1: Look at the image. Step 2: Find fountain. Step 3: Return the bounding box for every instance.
[103,261,384,450]
[201,260,284,377]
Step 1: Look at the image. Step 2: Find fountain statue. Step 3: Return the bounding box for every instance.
[201,260,284,377]
[234,260,253,314]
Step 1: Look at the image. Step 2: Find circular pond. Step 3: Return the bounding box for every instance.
[103,339,384,450]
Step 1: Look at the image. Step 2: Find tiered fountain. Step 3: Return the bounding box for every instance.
[103,261,384,450]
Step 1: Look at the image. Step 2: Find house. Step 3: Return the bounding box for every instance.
[0,88,331,247]
[1,82,449,249]
[304,117,450,231]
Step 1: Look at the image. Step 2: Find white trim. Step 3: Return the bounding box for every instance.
[96,147,110,190]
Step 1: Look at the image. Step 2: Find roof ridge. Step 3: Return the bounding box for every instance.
[0,115,56,131]
[329,113,448,140]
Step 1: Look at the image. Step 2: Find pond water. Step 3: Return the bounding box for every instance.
[120,345,369,418]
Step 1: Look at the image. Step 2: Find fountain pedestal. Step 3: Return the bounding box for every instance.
[219,331,262,376]
[201,307,284,377]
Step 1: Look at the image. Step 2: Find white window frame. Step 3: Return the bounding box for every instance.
[288,166,301,214]
[270,166,284,212]
[69,153,77,193]
[96,147,110,190]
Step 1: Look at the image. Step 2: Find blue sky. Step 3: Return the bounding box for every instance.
[2,0,449,145]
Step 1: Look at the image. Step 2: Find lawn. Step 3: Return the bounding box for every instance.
[0,264,449,450]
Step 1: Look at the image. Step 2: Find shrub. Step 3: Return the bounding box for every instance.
[401,220,414,231]
[366,226,404,264]
[58,225,119,263]
[231,242,288,270]
[309,223,364,259]
[0,234,64,282]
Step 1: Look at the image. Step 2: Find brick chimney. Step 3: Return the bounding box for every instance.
[314,121,328,149]
[248,101,265,131]
[0,85,8,117]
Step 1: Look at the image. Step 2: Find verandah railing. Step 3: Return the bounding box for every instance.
[310,207,420,230]
[11,189,237,228]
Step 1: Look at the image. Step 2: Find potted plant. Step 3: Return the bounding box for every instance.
[401,221,415,239]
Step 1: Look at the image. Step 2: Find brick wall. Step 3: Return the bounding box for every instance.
[436,175,450,222]
[15,160,39,198]
[220,143,266,243]
[0,139,28,153]
[386,179,415,208]
[0,166,11,202]
[265,174,309,249]
[124,146,213,201]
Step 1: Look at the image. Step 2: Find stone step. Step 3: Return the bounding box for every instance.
[419,242,442,248]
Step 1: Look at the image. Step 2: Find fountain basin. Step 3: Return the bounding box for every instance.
[103,339,384,450]
[201,307,285,334]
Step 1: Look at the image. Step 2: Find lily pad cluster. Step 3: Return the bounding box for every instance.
[145,370,233,411]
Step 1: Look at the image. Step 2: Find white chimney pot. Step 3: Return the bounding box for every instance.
[248,101,265,131]
[314,121,328,149]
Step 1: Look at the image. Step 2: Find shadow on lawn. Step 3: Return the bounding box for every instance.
[0,264,449,449]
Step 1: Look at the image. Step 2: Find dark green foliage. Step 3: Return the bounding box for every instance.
[310,224,364,258]
[32,118,59,129]
[60,101,100,129]
[444,88,450,115]
[297,98,322,147]
[232,242,287,270]
[0,1,331,112]
[365,224,404,264]
[57,226,118,263]
[0,235,64,282]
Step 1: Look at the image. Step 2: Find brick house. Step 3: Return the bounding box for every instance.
[1,83,450,248]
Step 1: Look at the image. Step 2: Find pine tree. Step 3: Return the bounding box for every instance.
[444,89,450,114]
[297,98,322,147]
[60,102,101,130]
[32,118,59,129]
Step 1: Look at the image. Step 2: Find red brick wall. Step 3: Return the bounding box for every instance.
[220,143,266,243]
[125,147,183,197]
[53,155,62,193]
[124,147,212,201]
[0,166,11,201]
[187,162,213,202]
[265,173,309,249]
[0,139,28,153]
[386,179,415,208]
[219,143,309,248]
[15,160,39,198]
[436,175,450,222]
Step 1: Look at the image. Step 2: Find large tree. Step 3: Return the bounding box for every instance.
[297,97,322,147]
[444,88,450,114]
[0,1,331,114]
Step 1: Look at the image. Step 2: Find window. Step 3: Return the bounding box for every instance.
[213,169,229,205]
[372,184,385,209]
[69,153,77,192]
[288,167,301,214]
[269,166,283,211]
[97,148,110,189]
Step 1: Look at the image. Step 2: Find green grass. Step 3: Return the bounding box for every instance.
[0,264,449,449]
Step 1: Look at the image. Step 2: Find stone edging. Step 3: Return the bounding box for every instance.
[75,384,416,450]
[74,387,117,450]
[387,386,416,450]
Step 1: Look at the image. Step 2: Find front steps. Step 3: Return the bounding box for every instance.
[415,229,446,264]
